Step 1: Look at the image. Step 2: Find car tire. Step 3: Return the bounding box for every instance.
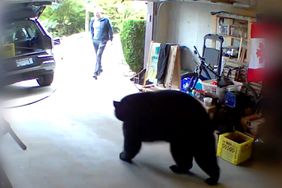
[37,73,54,87]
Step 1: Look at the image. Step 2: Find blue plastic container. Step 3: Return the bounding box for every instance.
[181,76,202,93]
[181,77,191,93]
[225,91,236,108]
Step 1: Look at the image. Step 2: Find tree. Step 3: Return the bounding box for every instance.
[41,0,86,37]
[41,0,146,37]
[88,0,146,33]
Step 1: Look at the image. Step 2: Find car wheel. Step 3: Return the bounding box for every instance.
[37,73,54,87]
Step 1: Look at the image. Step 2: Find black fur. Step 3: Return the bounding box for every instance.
[114,90,220,185]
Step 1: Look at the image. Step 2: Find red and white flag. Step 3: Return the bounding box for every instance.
[248,23,265,82]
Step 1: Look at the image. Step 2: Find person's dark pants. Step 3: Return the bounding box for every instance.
[93,41,107,76]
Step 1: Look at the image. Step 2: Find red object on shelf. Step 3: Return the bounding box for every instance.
[211,81,218,85]
[248,23,266,82]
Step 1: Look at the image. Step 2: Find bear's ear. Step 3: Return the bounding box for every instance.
[113,101,121,108]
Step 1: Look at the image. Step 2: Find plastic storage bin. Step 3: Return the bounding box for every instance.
[217,131,254,165]
[201,79,217,94]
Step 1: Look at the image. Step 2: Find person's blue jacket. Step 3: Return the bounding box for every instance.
[90,17,113,42]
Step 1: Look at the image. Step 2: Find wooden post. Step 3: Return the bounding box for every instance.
[246,19,253,64]
[211,15,218,48]
[237,37,243,62]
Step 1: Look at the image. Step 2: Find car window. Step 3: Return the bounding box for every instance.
[0,20,45,56]
[1,20,41,44]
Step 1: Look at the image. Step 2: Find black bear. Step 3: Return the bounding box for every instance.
[114,90,220,185]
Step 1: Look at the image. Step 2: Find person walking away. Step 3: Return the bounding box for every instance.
[90,8,113,79]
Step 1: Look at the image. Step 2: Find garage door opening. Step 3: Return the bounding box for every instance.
[1,0,148,108]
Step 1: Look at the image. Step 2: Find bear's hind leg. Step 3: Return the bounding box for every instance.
[120,126,142,163]
[170,142,193,174]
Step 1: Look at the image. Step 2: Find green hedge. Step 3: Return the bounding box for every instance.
[120,19,146,73]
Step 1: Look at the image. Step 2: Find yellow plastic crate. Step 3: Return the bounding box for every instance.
[217,131,254,165]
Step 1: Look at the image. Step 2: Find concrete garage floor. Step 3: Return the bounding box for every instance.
[0,34,281,188]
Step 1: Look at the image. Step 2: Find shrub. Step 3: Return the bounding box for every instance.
[40,0,85,37]
[120,20,146,73]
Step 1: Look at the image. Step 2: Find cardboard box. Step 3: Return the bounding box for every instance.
[2,43,15,58]
[241,114,265,137]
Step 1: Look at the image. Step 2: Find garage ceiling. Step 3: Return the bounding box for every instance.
[132,0,257,8]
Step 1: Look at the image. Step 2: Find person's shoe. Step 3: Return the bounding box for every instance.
[98,69,103,75]
[93,74,98,80]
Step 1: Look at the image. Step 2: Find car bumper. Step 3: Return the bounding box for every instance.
[1,58,55,85]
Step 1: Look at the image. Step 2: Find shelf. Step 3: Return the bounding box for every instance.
[225,61,246,68]
[214,12,255,22]
[221,35,248,41]
[212,12,252,72]
[224,58,247,66]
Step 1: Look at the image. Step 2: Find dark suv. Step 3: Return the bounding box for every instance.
[0,0,56,87]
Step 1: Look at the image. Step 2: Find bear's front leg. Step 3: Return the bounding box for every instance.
[170,141,193,174]
[119,151,132,163]
[120,124,141,163]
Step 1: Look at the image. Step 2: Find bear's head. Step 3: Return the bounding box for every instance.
[114,93,141,122]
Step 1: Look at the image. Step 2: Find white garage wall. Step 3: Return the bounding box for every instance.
[154,3,170,44]
[155,2,256,71]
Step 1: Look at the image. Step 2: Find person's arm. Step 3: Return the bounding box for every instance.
[107,19,114,41]
[90,18,94,39]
